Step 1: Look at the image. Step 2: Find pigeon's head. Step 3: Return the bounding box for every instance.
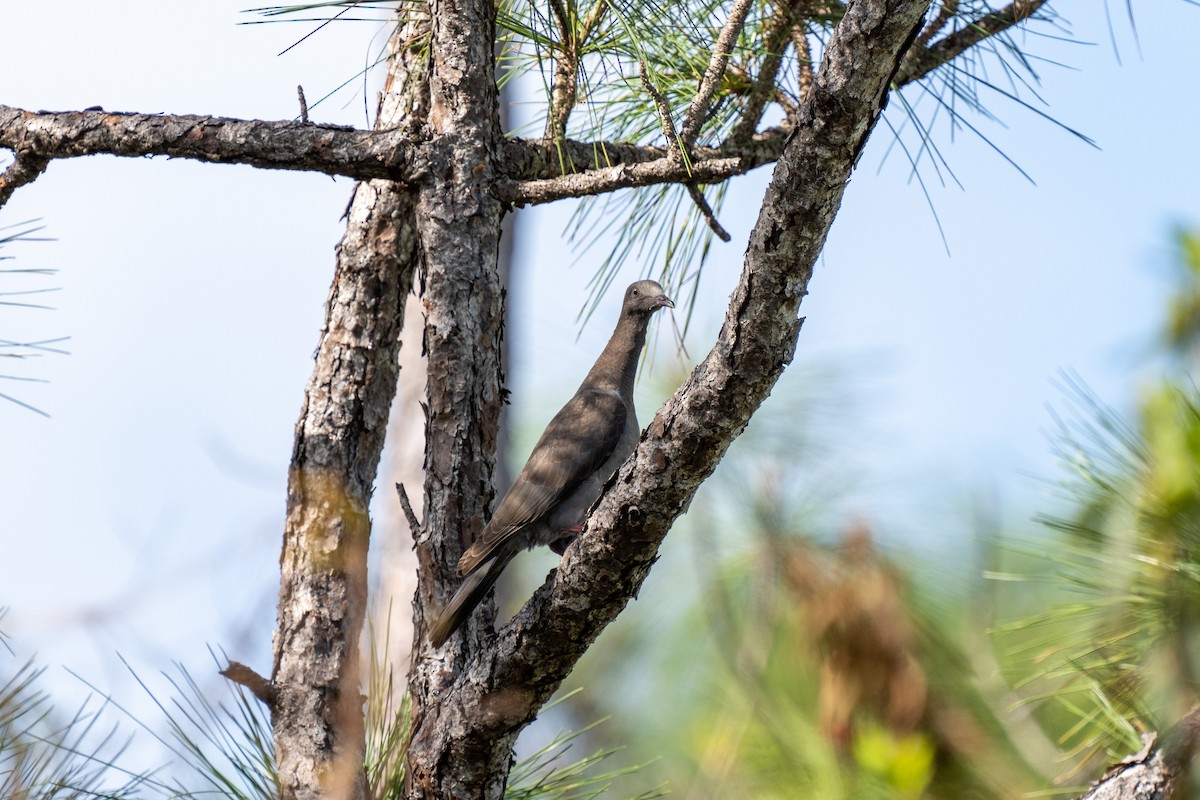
[622,280,674,317]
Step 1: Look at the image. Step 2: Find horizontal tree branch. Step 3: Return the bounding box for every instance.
[0,0,1047,212]
[0,105,424,204]
[495,153,750,204]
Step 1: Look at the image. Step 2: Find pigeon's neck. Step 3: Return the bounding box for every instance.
[584,312,648,398]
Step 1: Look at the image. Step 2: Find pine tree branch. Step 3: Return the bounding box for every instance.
[483,0,933,734]
[896,0,1049,85]
[544,1,609,143]
[679,0,755,148]
[497,152,750,205]
[0,105,424,207]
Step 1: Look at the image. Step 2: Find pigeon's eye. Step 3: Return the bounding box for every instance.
[631,288,639,296]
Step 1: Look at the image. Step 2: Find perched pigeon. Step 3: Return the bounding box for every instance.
[429,280,674,647]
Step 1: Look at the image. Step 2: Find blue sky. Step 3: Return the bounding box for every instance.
[1,0,1198,770]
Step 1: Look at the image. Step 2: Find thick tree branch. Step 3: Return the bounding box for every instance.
[0,105,424,205]
[679,0,755,148]
[425,0,932,752]
[896,0,1049,85]
[401,0,508,795]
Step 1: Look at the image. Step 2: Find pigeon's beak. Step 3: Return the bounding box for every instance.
[655,294,675,310]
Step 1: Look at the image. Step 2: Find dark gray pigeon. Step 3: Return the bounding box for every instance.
[429,280,674,647]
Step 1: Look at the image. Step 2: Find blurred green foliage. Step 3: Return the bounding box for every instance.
[989,228,1200,783]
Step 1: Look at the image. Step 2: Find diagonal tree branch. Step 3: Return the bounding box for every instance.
[896,0,1050,85]
[421,0,932,754]
[0,105,425,207]
[680,0,755,148]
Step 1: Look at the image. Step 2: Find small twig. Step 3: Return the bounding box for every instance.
[639,64,731,239]
[679,0,754,148]
[0,151,50,209]
[220,660,278,709]
[638,62,682,161]
[396,482,422,533]
[297,85,310,124]
[687,183,731,241]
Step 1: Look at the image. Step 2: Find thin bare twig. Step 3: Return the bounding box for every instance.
[396,482,422,533]
[687,183,731,241]
[0,151,49,208]
[297,85,310,124]
[639,61,682,160]
[680,0,755,148]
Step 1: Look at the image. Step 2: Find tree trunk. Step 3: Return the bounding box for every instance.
[271,15,430,800]
[399,0,512,797]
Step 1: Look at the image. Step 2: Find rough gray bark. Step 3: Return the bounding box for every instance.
[400,0,509,795]
[268,17,429,800]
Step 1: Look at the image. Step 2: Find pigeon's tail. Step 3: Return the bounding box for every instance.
[428,552,513,648]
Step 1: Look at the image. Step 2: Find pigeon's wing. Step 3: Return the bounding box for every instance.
[457,388,627,575]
